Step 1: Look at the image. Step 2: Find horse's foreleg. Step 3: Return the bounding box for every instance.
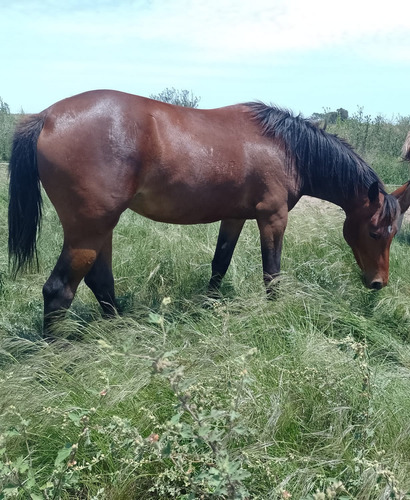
[84,231,118,316]
[208,218,245,293]
[257,212,288,294]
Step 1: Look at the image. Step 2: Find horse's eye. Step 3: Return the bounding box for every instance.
[369,232,381,240]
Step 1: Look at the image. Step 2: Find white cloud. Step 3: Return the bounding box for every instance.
[122,0,410,61]
[5,0,409,62]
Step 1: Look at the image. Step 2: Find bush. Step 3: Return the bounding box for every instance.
[149,88,201,108]
[0,98,19,162]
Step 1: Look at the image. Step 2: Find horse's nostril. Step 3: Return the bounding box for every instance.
[370,280,383,290]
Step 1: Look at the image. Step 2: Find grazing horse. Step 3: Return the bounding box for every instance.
[8,90,410,333]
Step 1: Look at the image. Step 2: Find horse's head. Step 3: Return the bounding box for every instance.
[343,181,410,289]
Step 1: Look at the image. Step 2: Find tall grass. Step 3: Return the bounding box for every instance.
[1,160,410,498]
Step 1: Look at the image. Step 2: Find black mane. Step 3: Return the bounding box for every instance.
[245,102,380,195]
[245,102,399,221]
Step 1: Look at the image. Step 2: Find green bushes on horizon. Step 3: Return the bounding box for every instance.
[0,93,409,185]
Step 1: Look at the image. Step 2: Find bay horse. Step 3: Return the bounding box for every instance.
[8,90,410,334]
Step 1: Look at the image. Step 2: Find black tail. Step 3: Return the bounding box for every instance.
[8,114,45,274]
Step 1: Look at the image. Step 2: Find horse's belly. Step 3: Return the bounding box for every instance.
[128,190,251,224]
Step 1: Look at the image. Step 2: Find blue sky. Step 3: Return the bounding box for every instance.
[1,0,409,118]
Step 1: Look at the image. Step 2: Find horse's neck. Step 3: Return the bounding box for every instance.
[301,183,365,213]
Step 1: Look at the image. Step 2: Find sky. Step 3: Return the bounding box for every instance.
[1,0,409,119]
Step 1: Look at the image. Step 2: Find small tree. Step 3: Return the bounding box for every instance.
[310,108,349,124]
[336,108,349,121]
[150,87,201,108]
[0,97,10,114]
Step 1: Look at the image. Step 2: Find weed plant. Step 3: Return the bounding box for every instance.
[1,144,410,496]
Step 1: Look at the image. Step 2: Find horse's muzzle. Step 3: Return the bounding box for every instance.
[369,280,383,290]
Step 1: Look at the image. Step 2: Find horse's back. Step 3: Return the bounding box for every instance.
[35,90,290,226]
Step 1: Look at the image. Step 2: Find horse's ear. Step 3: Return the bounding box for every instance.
[368,182,380,205]
[391,180,410,214]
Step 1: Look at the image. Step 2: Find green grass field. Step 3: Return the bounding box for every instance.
[1,159,410,499]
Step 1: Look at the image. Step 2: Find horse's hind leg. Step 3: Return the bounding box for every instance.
[208,218,245,293]
[42,229,114,336]
[84,231,118,316]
